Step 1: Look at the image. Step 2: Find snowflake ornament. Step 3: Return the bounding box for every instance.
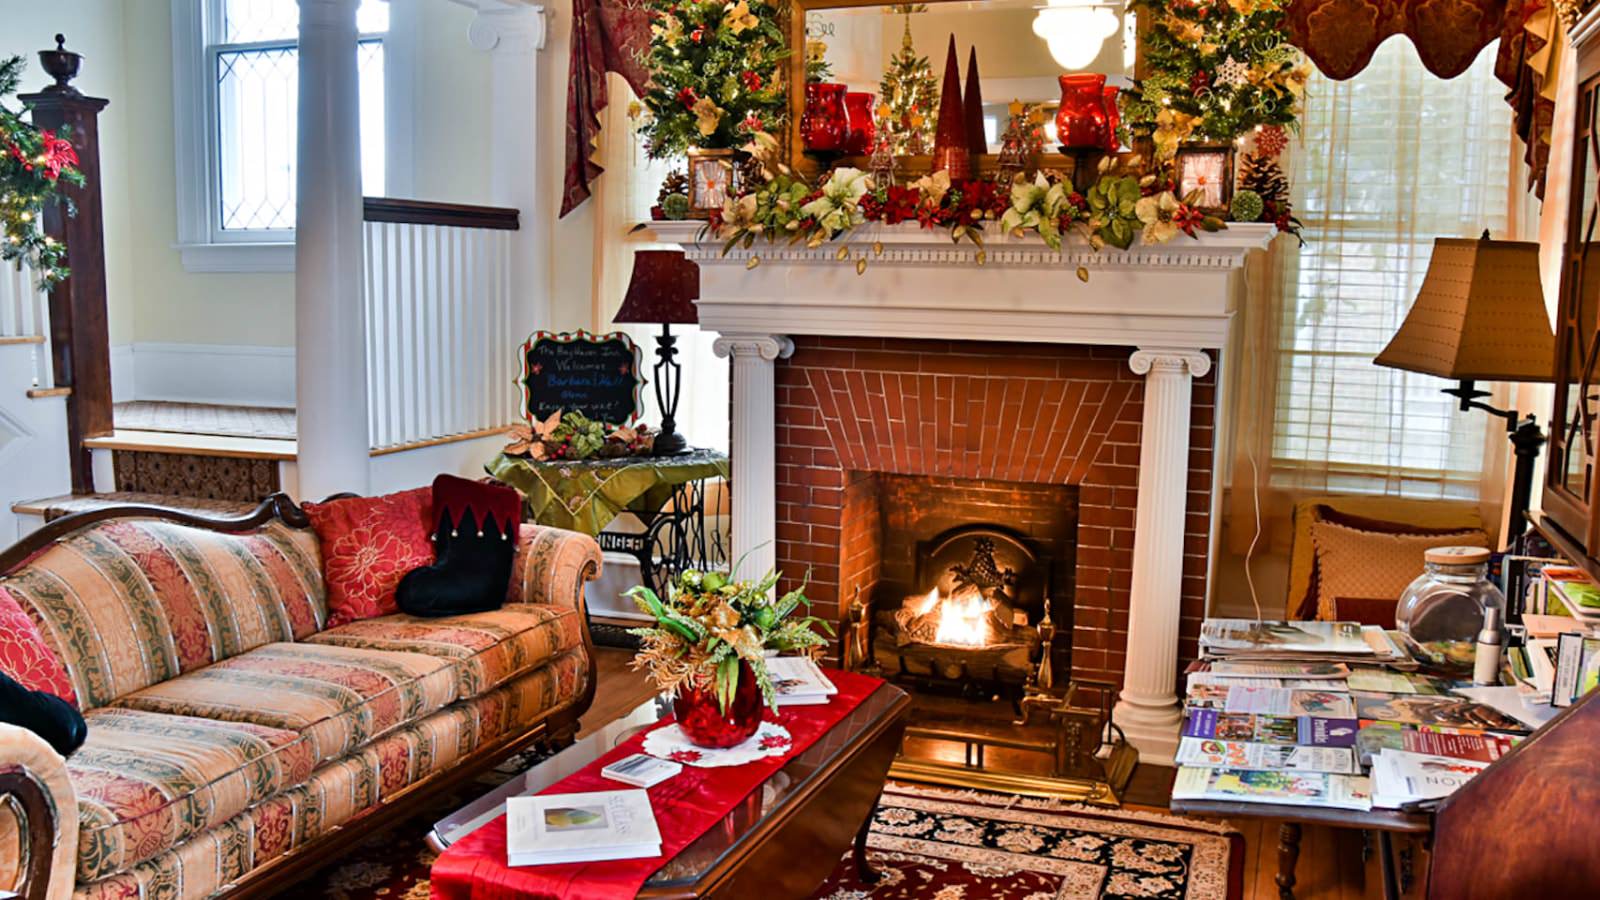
[1253,124,1289,159]
[1214,56,1250,89]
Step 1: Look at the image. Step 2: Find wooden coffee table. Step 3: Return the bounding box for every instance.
[431,682,910,898]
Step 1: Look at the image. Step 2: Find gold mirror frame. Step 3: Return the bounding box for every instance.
[783,0,1146,177]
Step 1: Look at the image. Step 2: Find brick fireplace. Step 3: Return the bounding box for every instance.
[656,218,1274,762]
[772,337,1216,691]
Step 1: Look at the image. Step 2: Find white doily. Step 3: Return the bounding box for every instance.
[642,721,794,768]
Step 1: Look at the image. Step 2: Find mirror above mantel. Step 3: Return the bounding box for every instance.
[786,0,1140,176]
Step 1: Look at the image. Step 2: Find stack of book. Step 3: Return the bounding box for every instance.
[1172,619,1531,812]
[505,790,662,866]
[767,656,838,707]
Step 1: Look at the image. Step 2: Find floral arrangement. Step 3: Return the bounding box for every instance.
[0,56,81,289]
[503,410,654,461]
[709,134,1225,272]
[1122,0,1309,159]
[636,0,790,158]
[628,568,831,712]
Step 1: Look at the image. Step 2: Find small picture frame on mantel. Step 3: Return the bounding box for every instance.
[1174,144,1235,214]
[686,148,739,219]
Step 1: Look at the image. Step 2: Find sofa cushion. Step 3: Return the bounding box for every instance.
[0,519,326,709]
[0,584,76,704]
[302,605,584,698]
[1309,519,1489,621]
[71,652,591,899]
[112,642,457,768]
[68,708,316,884]
[303,487,435,626]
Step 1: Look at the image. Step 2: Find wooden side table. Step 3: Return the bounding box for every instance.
[1171,799,1431,900]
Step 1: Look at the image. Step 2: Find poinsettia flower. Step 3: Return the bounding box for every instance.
[1135,191,1181,245]
[693,97,725,137]
[799,167,871,238]
[676,86,699,110]
[652,14,684,45]
[668,749,702,763]
[758,733,791,750]
[717,193,760,237]
[504,423,535,457]
[911,170,951,209]
[724,0,759,34]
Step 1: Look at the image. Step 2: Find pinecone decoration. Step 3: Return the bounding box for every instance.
[1238,152,1289,211]
[657,169,690,207]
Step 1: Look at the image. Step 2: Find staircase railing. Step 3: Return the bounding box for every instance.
[360,197,522,454]
[0,261,55,390]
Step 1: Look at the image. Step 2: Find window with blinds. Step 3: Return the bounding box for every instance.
[1270,40,1512,499]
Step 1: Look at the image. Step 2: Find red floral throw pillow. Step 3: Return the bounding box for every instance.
[304,487,435,626]
[0,585,77,706]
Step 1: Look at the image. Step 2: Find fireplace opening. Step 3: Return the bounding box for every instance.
[851,475,1079,700]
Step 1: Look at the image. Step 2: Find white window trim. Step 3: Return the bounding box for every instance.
[169,0,417,273]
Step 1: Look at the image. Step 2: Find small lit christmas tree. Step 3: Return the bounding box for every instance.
[994,101,1044,186]
[878,7,938,155]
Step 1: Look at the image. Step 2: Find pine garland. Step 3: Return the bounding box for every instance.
[1123,0,1308,159]
[638,0,791,159]
[0,56,82,289]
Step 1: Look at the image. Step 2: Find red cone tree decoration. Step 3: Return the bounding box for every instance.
[964,46,986,158]
[929,36,970,179]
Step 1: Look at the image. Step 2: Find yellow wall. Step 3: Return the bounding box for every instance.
[5,0,500,352]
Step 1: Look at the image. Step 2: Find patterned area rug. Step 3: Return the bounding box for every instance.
[310,779,1240,900]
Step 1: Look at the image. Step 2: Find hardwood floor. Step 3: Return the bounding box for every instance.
[584,647,1427,898]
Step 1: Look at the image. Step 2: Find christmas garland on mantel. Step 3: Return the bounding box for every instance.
[709,134,1241,276]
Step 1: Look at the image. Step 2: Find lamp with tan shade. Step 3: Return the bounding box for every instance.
[1375,234,1555,539]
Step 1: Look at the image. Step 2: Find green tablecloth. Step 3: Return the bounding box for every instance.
[487,449,730,535]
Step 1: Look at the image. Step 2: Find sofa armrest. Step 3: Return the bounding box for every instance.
[0,724,77,900]
[506,524,603,611]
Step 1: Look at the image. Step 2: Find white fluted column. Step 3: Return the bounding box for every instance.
[468,2,548,347]
[1113,347,1211,765]
[295,0,369,498]
[713,334,794,581]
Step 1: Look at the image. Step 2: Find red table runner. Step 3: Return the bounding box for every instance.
[430,668,884,900]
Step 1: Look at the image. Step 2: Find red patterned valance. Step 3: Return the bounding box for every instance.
[1284,0,1525,80]
[1286,0,1560,196]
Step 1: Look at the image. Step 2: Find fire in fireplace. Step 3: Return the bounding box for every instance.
[872,524,1052,690]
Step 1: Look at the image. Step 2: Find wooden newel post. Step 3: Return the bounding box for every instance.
[20,35,113,494]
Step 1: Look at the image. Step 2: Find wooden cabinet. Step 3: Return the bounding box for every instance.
[1544,68,1600,557]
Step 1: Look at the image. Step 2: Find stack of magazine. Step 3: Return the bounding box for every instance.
[1172,619,1530,812]
[505,790,662,866]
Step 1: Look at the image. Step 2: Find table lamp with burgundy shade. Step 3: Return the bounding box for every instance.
[615,249,699,456]
[1374,234,1555,539]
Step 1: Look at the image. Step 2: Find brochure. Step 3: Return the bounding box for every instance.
[1172,766,1373,811]
[1206,660,1351,679]
[1354,722,1518,766]
[1370,750,1489,809]
[1175,738,1359,774]
[1351,692,1530,732]
[1200,620,1372,656]
[1182,710,1358,747]
[505,790,662,866]
[1204,687,1356,718]
[766,656,838,706]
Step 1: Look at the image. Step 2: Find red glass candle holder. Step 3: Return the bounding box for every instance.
[802,83,848,154]
[1102,84,1121,154]
[673,660,764,748]
[844,92,877,156]
[1055,73,1113,153]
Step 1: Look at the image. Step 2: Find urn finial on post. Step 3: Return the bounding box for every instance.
[38,34,82,93]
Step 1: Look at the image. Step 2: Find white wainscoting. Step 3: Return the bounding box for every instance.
[111,343,297,408]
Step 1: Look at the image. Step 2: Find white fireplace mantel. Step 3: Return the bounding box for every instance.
[659,220,1277,764]
[652,221,1276,349]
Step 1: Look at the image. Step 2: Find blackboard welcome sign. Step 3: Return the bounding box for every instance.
[519,330,644,426]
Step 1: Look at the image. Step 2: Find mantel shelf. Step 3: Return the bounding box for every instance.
[646,220,1280,272]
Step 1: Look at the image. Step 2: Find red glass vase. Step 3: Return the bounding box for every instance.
[1102,85,1121,153]
[1055,73,1115,153]
[802,83,848,154]
[673,660,764,748]
[843,92,877,155]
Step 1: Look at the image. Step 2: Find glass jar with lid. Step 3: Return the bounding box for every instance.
[1395,546,1505,673]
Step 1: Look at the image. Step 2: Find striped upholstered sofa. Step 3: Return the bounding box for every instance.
[0,495,601,899]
